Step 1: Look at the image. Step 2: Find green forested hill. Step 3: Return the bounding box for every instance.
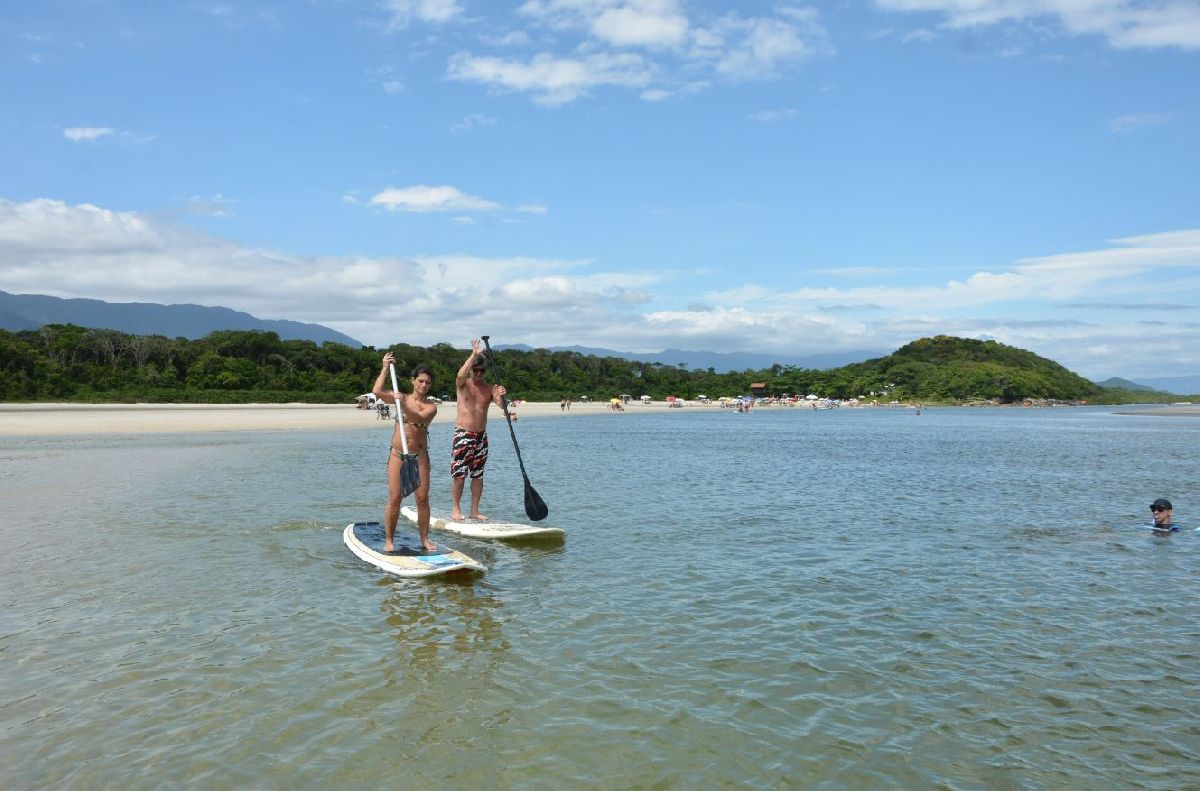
[830,335,1103,402]
[0,325,1187,404]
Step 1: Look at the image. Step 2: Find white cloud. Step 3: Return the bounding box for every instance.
[64,127,114,142]
[381,0,463,30]
[0,198,603,346]
[122,131,157,145]
[485,30,533,47]
[698,231,1200,314]
[199,4,280,29]
[592,0,690,48]
[1109,112,1178,132]
[447,51,653,105]
[749,107,799,123]
[489,3,833,103]
[517,0,688,48]
[2,199,1196,376]
[874,0,1200,49]
[903,27,938,42]
[62,127,155,144]
[701,8,835,79]
[368,185,500,212]
[450,113,498,133]
[186,194,237,218]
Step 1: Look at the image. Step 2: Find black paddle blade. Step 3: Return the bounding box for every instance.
[400,453,421,497]
[524,480,549,521]
[482,335,549,521]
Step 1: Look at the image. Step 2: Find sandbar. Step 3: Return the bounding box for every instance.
[1114,404,1200,417]
[0,400,704,437]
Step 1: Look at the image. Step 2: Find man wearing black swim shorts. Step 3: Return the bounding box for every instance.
[451,339,505,521]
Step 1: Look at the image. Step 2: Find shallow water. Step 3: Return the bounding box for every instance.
[2,406,1198,789]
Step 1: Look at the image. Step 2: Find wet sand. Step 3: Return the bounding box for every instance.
[0,400,702,436]
[1114,404,1200,417]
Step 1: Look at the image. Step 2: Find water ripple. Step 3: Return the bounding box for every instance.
[2,410,1199,788]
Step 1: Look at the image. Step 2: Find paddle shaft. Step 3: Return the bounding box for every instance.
[480,338,529,476]
[480,336,548,520]
[388,363,411,455]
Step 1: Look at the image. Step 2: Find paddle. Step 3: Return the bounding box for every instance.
[481,336,549,521]
[388,363,421,498]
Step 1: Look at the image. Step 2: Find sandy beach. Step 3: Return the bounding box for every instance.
[2,400,1196,436]
[0,400,698,436]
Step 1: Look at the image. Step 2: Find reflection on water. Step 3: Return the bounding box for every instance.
[1,409,1199,789]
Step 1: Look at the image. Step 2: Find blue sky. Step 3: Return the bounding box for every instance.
[2,0,1198,378]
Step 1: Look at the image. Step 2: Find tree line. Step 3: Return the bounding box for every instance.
[0,326,1183,404]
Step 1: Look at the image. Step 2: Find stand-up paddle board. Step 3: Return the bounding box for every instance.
[343,522,486,578]
[401,505,565,541]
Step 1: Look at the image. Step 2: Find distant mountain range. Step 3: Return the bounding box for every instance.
[0,290,361,347]
[1095,377,1158,392]
[4,290,1197,392]
[496,343,887,373]
[1094,375,1200,396]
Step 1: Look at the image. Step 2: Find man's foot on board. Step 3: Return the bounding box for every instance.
[468,513,489,522]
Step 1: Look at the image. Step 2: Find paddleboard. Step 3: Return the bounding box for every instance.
[401,505,565,541]
[343,521,486,578]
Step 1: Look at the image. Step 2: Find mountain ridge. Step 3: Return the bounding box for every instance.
[495,343,886,373]
[1094,376,1157,392]
[0,290,361,347]
[1094,375,1200,396]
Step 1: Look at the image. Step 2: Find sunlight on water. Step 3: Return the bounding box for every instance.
[2,407,1198,789]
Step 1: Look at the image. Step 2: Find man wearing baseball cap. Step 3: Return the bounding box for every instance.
[1150,498,1178,531]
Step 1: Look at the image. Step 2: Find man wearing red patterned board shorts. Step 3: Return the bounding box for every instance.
[451,338,506,521]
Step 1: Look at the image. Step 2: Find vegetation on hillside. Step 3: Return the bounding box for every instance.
[0,326,1191,405]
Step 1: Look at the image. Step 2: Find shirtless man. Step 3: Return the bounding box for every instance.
[450,339,506,521]
[372,352,438,552]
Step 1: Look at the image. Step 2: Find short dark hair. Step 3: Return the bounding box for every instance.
[410,364,434,382]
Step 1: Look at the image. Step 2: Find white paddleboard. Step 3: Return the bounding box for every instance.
[401,505,565,541]
[343,522,486,578]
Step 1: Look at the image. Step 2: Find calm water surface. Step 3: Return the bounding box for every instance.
[2,406,1198,789]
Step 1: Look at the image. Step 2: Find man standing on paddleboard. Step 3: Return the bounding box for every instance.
[451,338,506,521]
